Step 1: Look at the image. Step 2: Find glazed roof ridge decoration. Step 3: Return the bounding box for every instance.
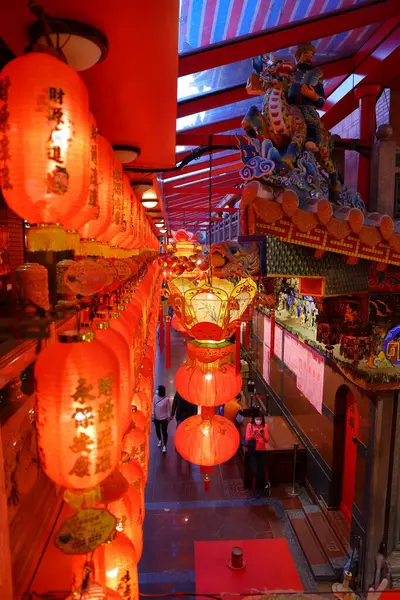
[241,182,400,267]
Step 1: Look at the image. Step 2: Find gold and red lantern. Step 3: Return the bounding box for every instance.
[0,52,90,251]
[35,331,120,489]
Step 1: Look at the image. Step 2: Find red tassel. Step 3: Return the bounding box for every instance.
[204,474,210,492]
[159,306,164,353]
[165,315,171,369]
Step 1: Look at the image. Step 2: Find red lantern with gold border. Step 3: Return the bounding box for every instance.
[35,331,120,489]
[0,52,90,251]
[79,134,114,254]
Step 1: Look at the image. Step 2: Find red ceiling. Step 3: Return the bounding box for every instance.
[0,0,179,170]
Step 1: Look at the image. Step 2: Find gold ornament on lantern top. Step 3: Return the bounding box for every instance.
[168,276,257,342]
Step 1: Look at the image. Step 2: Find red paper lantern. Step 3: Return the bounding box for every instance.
[109,493,144,559]
[175,349,241,407]
[121,427,148,481]
[175,411,239,467]
[94,318,132,435]
[98,533,138,600]
[99,469,129,504]
[35,331,120,489]
[131,407,150,435]
[132,390,152,422]
[98,157,124,243]
[119,459,145,516]
[110,175,134,248]
[79,134,114,248]
[0,52,90,251]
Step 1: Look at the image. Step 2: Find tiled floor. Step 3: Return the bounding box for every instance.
[139,331,319,595]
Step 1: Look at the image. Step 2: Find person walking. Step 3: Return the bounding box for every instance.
[245,413,270,499]
[152,385,170,454]
[171,391,197,426]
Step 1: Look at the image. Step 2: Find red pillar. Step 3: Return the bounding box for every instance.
[353,83,382,208]
[270,310,275,360]
[159,306,164,353]
[236,323,241,375]
[165,315,171,369]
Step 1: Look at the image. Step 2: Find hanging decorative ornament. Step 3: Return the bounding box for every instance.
[175,341,241,407]
[175,408,240,485]
[121,425,148,481]
[94,315,132,436]
[63,113,99,251]
[79,135,114,256]
[168,276,257,342]
[95,533,138,600]
[108,493,144,560]
[64,259,109,296]
[54,507,117,555]
[98,469,129,505]
[0,51,90,251]
[35,330,121,489]
[97,157,124,247]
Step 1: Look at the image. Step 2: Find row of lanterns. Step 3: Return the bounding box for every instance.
[0,51,158,255]
[167,275,257,487]
[34,260,162,599]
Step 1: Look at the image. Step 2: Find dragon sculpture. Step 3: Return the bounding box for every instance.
[210,241,260,278]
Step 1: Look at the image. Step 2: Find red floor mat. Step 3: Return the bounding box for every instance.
[195,539,303,598]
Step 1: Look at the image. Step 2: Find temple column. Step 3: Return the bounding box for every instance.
[354,83,382,208]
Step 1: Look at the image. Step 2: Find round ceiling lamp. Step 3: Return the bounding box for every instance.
[160,228,167,233]
[113,145,141,164]
[28,18,108,72]
[155,223,164,229]
[141,188,158,210]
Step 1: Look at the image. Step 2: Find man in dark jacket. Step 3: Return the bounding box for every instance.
[171,391,197,425]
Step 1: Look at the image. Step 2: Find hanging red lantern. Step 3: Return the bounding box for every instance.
[63,113,99,251]
[94,316,132,436]
[97,533,138,600]
[97,157,124,244]
[121,426,148,481]
[99,469,129,504]
[175,409,239,467]
[35,331,120,489]
[79,134,114,254]
[0,52,90,251]
[132,390,152,422]
[110,175,134,249]
[175,343,242,407]
[109,494,144,560]
[131,407,150,436]
[119,458,145,514]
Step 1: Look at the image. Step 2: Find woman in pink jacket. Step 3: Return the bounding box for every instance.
[245,414,270,499]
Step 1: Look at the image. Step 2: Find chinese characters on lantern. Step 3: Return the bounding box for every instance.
[69,374,116,479]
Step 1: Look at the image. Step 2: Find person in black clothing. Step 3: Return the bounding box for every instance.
[171,391,197,426]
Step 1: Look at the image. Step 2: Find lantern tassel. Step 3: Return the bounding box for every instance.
[65,230,81,252]
[79,239,106,257]
[27,224,68,252]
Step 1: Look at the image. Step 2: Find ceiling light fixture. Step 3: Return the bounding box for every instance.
[155,223,164,229]
[28,18,108,72]
[141,188,158,209]
[160,228,167,233]
[113,145,141,164]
